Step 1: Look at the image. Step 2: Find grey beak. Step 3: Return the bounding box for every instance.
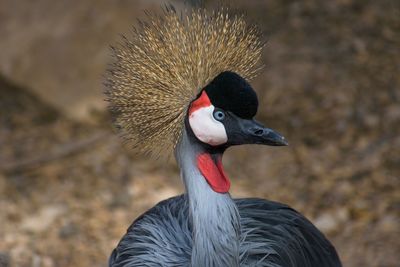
[227,117,288,146]
[247,124,288,146]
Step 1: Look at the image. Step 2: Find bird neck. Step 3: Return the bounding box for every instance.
[175,129,240,267]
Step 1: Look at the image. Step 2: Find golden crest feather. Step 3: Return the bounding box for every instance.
[105,7,263,157]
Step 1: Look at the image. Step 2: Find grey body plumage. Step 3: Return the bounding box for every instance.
[109,196,340,267]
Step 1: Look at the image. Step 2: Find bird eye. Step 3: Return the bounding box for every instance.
[213,109,225,121]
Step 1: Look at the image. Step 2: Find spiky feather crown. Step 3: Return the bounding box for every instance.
[105,7,263,157]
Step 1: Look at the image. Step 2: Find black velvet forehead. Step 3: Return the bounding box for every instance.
[204,71,258,119]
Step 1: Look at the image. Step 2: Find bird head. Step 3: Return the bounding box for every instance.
[106,7,285,159]
[187,71,287,151]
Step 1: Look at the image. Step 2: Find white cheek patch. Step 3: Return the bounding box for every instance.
[189,105,228,146]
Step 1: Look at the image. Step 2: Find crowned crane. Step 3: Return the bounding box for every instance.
[105,6,342,267]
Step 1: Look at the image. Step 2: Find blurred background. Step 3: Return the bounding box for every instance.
[0,0,399,266]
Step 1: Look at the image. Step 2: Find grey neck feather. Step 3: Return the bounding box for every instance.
[175,128,240,267]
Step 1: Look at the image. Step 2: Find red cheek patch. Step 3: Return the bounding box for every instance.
[196,153,230,193]
[189,91,211,115]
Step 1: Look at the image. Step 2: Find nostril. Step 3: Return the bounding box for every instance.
[254,129,264,136]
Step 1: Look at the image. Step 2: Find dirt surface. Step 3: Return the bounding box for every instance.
[0,1,399,267]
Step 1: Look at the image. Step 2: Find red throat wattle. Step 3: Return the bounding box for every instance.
[196,153,230,193]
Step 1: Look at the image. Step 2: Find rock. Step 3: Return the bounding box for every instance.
[21,205,66,233]
[59,222,79,239]
[314,213,339,233]
[0,252,10,267]
[0,0,173,120]
[314,208,349,233]
[378,215,399,233]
